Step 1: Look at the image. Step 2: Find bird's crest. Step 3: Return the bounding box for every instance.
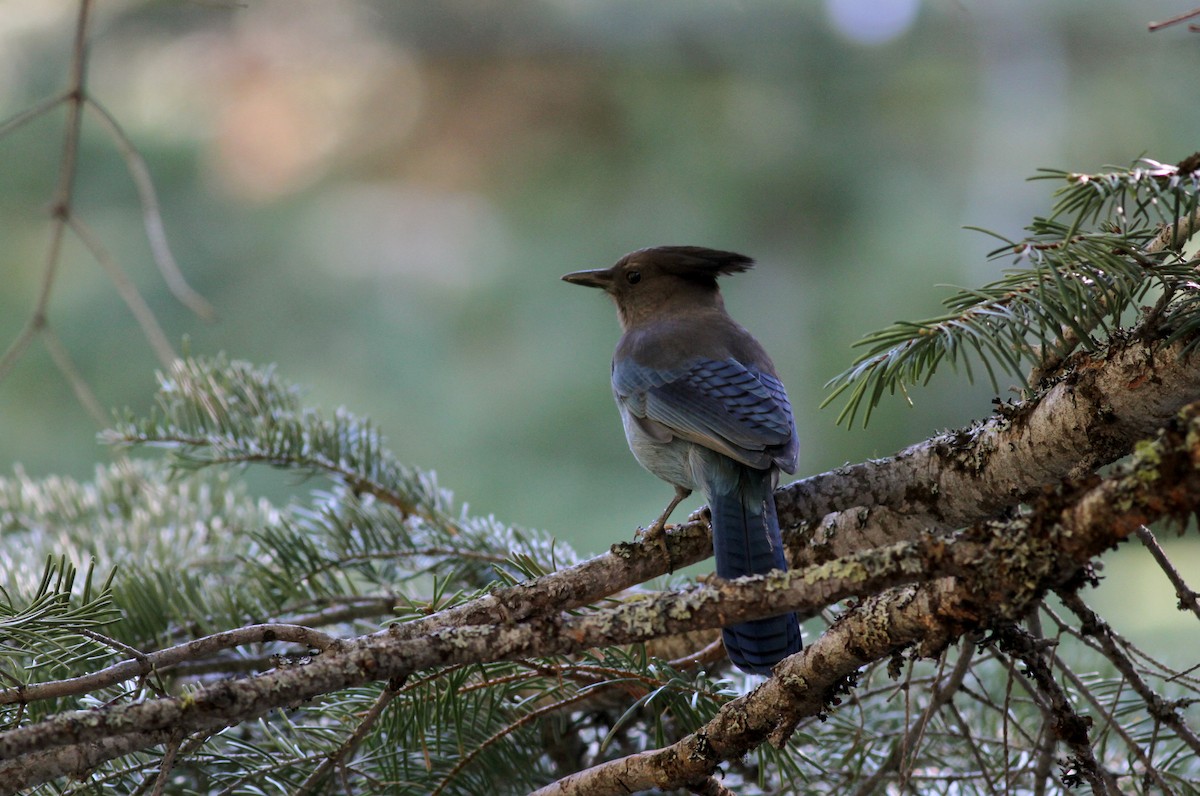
[625,246,754,286]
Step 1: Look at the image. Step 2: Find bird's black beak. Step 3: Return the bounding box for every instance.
[562,268,614,290]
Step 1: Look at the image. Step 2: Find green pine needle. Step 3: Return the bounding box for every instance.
[825,157,1200,426]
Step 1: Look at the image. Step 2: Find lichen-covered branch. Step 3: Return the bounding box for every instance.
[532,400,1200,795]
[781,336,1200,557]
[6,337,1199,792]
[7,399,1200,792]
[0,624,336,707]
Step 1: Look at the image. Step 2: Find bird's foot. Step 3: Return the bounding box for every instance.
[637,487,690,572]
[636,521,673,571]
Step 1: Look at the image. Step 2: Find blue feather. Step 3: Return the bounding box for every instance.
[708,469,802,675]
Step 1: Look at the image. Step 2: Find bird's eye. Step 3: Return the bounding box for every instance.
[626,270,641,284]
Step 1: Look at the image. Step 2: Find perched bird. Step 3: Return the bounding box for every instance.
[563,246,802,675]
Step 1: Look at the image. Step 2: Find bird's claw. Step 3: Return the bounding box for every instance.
[636,522,673,570]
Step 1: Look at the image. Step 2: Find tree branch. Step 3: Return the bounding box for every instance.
[780,335,1200,555]
[0,0,92,387]
[7,396,1200,791]
[1055,590,1200,758]
[0,624,336,707]
[5,394,1199,791]
[85,98,216,321]
[532,400,1200,794]
[1135,525,1200,621]
[7,314,1200,792]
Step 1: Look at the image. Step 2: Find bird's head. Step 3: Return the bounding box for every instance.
[562,246,753,329]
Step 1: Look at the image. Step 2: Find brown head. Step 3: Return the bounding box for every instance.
[562,246,753,329]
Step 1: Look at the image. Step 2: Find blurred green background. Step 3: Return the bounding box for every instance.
[1,1,1198,651]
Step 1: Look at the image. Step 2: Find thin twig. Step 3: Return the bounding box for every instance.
[148,732,183,796]
[85,98,216,321]
[212,750,330,796]
[0,319,42,386]
[40,324,108,425]
[66,727,218,795]
[40,1,89,293]
[1149,6,1200,31]
[1030,717,1054,796]
[294,678,404,796]
[430,687,600,796]
[851,639,977,796]
[1054,589,1200,756]
[1,0,207,421]
[1051,652,1177,795]
[1001,650,1017,794]
[0,0,89,390]
[1136,525,1200,621]
[945,701,1001,796]
[1041,600,1200,688]
[0,623,336,707]
[990,625,1118,795]
[0,91,70,139]
[67,214,178,368]
[75,627,168,697]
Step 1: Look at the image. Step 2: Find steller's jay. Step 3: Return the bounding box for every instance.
[563,246,802,675]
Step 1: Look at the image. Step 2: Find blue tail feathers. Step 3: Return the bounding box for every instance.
[708,469,802,675]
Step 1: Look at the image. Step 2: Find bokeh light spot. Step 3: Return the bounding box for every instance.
[825,0,921,45]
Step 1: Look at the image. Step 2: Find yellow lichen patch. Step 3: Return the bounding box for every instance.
[801,557,868,585]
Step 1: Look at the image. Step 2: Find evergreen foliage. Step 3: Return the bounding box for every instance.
[825,158,1200,426]
[3,338,1199,792]
[3,359,778,793]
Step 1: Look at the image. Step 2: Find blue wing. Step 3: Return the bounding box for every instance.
[613,357,798,473]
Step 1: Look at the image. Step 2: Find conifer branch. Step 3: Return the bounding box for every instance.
[824,156,1200,426]
[0,624,335,707]
[102,356,451,523]
[9,345,1197,791]
[533,400,1200,794]
[783,334,1200,544]
[1054,590,1200,758]
[293,677,404,796]
[1029,198,1200,383]
[6,399,1200,791]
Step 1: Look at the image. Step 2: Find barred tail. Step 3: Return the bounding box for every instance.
[708,470,802,675]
